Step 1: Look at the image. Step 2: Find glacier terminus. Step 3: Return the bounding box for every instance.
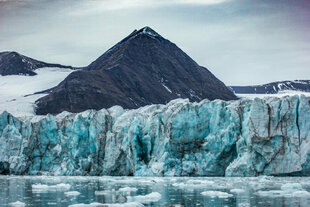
[0,95,309,177]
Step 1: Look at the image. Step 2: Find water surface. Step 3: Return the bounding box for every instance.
[1,176,310,207]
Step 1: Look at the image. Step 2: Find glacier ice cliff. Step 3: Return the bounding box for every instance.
[0,95,309,176]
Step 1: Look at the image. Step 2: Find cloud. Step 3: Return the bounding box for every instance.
[69,0,230,16]
[0,0,309,85]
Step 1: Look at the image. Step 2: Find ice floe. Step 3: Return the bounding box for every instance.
[9,201,25,207]
[230,188,245,194]
[94,190,114,195]
[32,183,71,192]
[127,192,161,204]
[256,182,310,197]
[119,187,138,192]
[68,202,144,207]
[201,191,233,198]
[65,191,81,196]
[172,179,214,189]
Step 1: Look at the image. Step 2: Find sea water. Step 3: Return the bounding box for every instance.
[1,176,310,207]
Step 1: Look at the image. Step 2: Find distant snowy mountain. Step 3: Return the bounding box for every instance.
[35,26,237,115]
[230,80,310,94]
[0,51,73,76]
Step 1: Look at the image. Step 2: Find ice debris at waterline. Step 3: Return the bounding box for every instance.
[0,95,310,176]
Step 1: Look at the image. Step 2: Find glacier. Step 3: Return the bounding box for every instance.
[0,95,309,176]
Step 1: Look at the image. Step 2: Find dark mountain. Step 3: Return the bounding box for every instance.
[0,51,73,76]
[230,80,310,94]
[35,26,237,115]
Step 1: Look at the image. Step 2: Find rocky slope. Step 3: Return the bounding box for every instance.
[230,80,310,94]
[0,95,309,176]
[0,51,73,76]
[35,27,236,115]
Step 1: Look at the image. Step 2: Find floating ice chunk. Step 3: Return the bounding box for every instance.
[101,202,145,207]
[255,190,282,197]
[256,189,310,197]
[108,178,156,185]
[172,182,187,188]
[68,203,104,207]
[186,180,214,185]
[68,202,144,207]
[32,183,71,192]
[172,179,214,190]
[55,183,71,190]
[258,175,274,183]
[238,203,250,207]
[201,191,233,198]
[9,201,25,207]
[291,190,310,197]
[256,183,310,198]
[118,187,138,192]
[230,189,245,194]
[95,190,113,195]
[127,192,161,204]
[65,191,81,196]
[280,183,303,191]
[32,184,50,190]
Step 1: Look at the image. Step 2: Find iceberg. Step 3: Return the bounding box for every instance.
[0,95,309,176]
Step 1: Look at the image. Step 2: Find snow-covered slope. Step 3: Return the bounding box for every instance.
[1,95,310,176]
[0,67,74,117]
[230,80,310,94]
[236,90,310,99]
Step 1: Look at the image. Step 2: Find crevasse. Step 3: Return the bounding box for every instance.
[0,95,309,176]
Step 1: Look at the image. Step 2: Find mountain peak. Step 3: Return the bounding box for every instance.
[36,27,237,115]
[139,26,161,37]
[126,26,164,41]
[0,51,74,76]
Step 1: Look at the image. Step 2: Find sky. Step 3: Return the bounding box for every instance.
[0,0,309,85]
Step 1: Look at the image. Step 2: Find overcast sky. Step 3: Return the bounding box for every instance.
[0,0,309,85]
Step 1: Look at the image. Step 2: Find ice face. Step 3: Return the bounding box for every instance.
[0,95,310,176]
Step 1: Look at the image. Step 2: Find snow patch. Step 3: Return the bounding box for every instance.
[0,67,74,117]
[161,83,172,93]
[237,91,310,99]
